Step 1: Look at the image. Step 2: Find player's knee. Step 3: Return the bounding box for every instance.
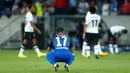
[32,39,37,45]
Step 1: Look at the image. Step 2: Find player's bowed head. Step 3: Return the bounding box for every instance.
[89,6,96,14]
[56,27,65,35]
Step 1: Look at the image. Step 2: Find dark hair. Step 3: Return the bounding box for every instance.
[56,27,64,34]
[89,6,96,14]
[28,4,34,9]
[122,29,128,34]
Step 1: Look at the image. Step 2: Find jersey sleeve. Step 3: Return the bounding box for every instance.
[27,13,33,21]
[85,15,89,25]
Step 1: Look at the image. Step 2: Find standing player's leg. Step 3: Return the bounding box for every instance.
[18,32,29,58]
[93,34,100,59]
[113,37,119,54]
[114,44,119,54]
[82,41,87,57]
[109,44,114,54]
[32,38,46,57]
[46,52,59,71]
[85,45,90,58]
[85,33,91,58]
[97,42,108,56]
[18,39,28,58]
[108,30,114,54]
[94,44,99,59]
[95,42,102,55]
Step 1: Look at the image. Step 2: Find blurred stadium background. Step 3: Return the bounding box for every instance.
[0,0,130,50]
[0,0,130,73]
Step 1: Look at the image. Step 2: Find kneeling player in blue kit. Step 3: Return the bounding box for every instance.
[46,27,75,71]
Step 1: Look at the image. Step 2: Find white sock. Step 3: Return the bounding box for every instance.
[114,44,119,54]
[19,48,24,55]
[82,41,87,55]
[109,44,114,54]
[97,43,103,55]
[54,63,57,67]
[33,45,41,56]
[86,46,90,57]
[65,64,69,67]
[18,44,25,55]
[94,45,99,55]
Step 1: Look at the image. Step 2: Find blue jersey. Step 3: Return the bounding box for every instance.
[48,34,73,58]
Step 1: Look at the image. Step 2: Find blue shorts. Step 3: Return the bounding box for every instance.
[46,51,75,66]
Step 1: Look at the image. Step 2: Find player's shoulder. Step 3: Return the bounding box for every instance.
[94,14,101,18]
[88,14,101,18]
[26,12,33,17]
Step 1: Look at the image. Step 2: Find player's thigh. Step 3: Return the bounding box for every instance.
[31,33,37,45]
[47,52,55,60]
[85,33,92,45]
[91,34,99,45]
[113,36,117,44]
[24,32,30,40]
[32,38,37,45]
[23,39,28,45]
[69,53,75,61]
[108,30,114,41]
[23,32,29,44]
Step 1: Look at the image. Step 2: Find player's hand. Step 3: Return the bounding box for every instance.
[82,34,85,40]
[37,30,42,35]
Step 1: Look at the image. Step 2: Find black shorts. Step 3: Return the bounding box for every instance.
[108,30,116,44]
[85,33,100,47]
[24,32,36,40]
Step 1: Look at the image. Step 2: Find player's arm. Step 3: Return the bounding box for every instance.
[69,41,74,53]
[98,23,102,30]
[83,15,89,39]
[47,40,53,52]
[47,47,51,52]
[30,21,41,34]
[115,33,121,39]
[83,24,88,39]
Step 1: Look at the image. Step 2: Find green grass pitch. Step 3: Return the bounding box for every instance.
[0,50,130,73]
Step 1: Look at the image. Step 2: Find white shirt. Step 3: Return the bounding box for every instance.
[85,13,101,33]
[110,26,126,35]
[86,11,91,16]
[25,12,34,32]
